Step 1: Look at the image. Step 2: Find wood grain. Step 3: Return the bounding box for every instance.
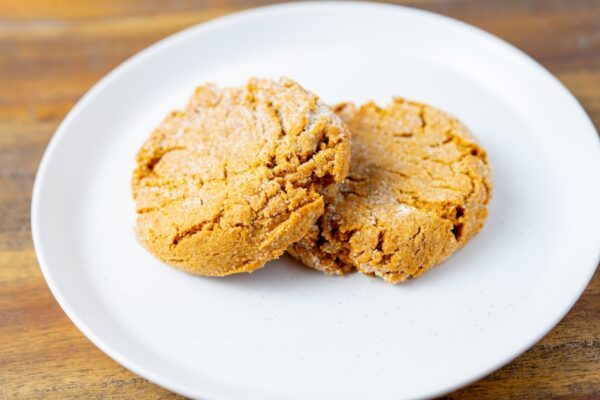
[0,1,598,398]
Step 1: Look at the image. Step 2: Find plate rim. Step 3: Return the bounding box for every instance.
[31,2,600,399]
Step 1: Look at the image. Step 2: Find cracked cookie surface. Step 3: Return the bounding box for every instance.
[288,99,491,283]
[132,78,350,276]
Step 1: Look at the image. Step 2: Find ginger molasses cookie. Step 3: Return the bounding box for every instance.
[288,99,491,283]
[132,78,350,276]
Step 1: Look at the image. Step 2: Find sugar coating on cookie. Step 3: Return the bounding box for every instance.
[132,78,350,276]
[288,99,492,283]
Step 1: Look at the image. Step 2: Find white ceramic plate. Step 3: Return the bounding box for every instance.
[32,2,600,399]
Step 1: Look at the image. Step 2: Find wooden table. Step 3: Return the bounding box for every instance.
[1,1,599,398]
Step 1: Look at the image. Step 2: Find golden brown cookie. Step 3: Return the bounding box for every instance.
[132,78,350,276]
[288,99,491,283]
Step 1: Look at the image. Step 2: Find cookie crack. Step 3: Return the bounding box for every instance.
[339,188,366,198]
[346,175,367,183]
[171,209,224,246]
[265,100,287,139]
[142,145,187,175]
[380,167,410,179]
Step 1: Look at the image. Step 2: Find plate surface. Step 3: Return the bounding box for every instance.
[32,2,600,399]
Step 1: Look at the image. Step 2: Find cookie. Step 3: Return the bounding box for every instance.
[288,99,491,283]
[132,78,350,276]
